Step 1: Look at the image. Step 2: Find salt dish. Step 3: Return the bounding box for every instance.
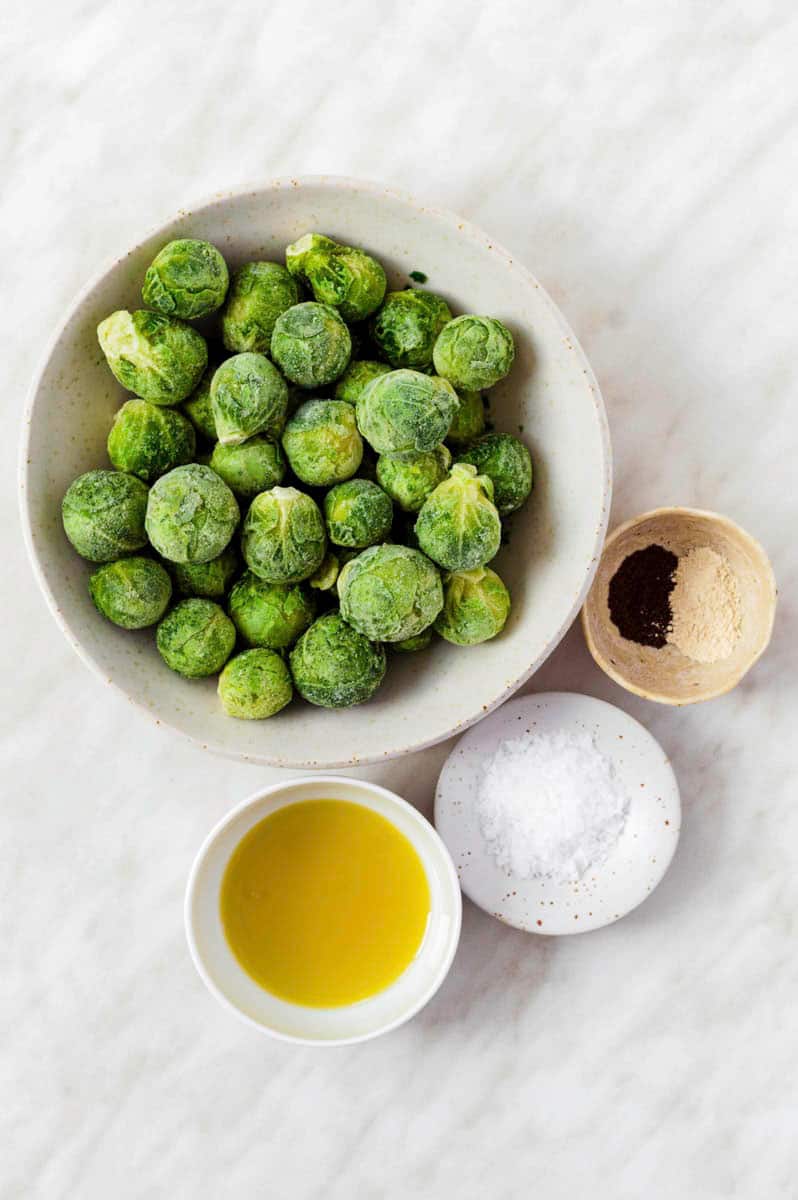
[434,692,680,934]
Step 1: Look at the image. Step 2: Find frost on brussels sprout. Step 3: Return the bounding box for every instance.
[355,369,458,455]
[228,571,316,649]
[241,486,326,583]
[218,649,293,719]
[210,353,288,447]
[434,566,511,645]
[282,399,362,486]
[309,551,340,592]
[446,390,485,446]
[97,310,207,405]
[285,233,337,279]
[182,368,217,440]
[414,462,501,571]
[455,432,533,516]
[145,463,239,564]
[221,262,299,354]
[89,557,172,629]
[270,302,351,388]
[209,436,286,498]
[392,627,434,653]
[142,239,229,320]
[370,290,452,369]
[172,544,239,599]
[375,443,451,513]
[156,598,235,677]
[62,469,148,562]
[285,234,386,322]
[323,479,393,548]
[107,398,195,481]
[432,315,515,391]
[338,543,443,642]
[334,360,391,406]
[289,611,386,708]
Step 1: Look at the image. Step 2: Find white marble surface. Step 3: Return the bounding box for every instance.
[2,2,796,1196]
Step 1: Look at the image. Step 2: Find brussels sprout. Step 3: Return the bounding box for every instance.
[142,239,229,319]
[209,436,286,498]
[270,302,351,388]
[455,432,533,516]
[182,368,217,440]
[289,611,386,708]
[241,486,326,583]
[228,571,316,649]
[286,234,386,322]
[62,469,148,562]
[323,479,393,548]
[218,648,293,719]
[156,598,235,677]
[434,566,511,645]
[432,315,515,391]
[285,233,337,278]
[338,543,442,642]
[392,627,434,652]
[210,353,288,446]
[334,360,391,406]
[221,262,299,354]
[145,463,239,564]
[172,545,239,598]
[97,310,207,405]
[370,290,452,369]
[355,369,458,454]
[414,462,501,571]
[375,443,451,513]
[281,399,362,486]
[89,557,172,629]
[107,399,195,481]
[446,390,485,446]
[308,551,340,592]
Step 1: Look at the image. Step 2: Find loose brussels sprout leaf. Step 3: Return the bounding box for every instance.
[89,557,172,629]
[156,598,236,677]
[375,444,451,513]
[218,649,293,719]
[338,543,442,642]
[414,462,501,571]
[210,353,288,446]
[309,551,340,592]
[142,239,229,319]
[282,399,363,486]
[324,478,393,548]
[209,436,286,498]
[62,469,149,562]
[434,566,511,644]
[171,544,239,598]
[228,572,316,649]
[241,486,326,584]
[334,360,391,406]
[221,262,299,354]
[355,369,458,455]
[107,399,195,481]
[145,463,239,564]
[97,310,207,405]
[370,290,452,369]
[270,302,351,388]
[289,611,386,708]
[446,390,485,446]
[432,315,515,391]
[455,432,533,516]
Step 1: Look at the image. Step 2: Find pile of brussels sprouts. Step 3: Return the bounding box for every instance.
[61,232,534,719]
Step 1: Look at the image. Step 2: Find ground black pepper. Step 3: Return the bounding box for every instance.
[607,544,678,648]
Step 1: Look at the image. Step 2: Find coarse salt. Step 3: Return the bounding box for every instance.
[476,728,630,883]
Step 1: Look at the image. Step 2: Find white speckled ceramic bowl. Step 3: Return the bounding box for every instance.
[20,176,611,766]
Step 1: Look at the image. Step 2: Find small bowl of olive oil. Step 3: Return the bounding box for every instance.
[185,776,462,1044]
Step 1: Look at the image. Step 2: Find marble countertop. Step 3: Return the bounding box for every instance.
[3,2,796,1196]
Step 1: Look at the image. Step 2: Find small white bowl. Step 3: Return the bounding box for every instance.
[435,692,680,934]
[185,776,462,1044]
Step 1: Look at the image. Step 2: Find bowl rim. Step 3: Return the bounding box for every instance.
[581,505,777,705]
[18,174,612,766]
[184,774,463,1045]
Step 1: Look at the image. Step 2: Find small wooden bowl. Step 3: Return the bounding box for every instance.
[581,507,776,705]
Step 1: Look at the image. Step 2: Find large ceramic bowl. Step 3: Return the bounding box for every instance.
[20,176,611,767]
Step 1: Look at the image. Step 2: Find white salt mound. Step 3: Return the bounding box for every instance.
[477,728,630,883]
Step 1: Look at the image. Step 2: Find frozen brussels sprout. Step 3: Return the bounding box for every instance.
[309,551,340,592]
[371,290,452,369]
[392,627,434,652]
[356,369,458,455]
[142,239,229,319]
[446,390,485,446]
[97,310,207,405]
[338,544,443,642]
[285,233,337,278]
[289,611,386,708]
[156,598,235,677]
[434,566,511,645]
[182,368,217,440]
[89,557,172,629]
[171,544,239,598]
[218,648,293,719]
[323,479,393,548]
[209,436,286,498]
[221,261,299,354]
[285,234,386,322]
[334,360,391,406]
[228,572,316,649]
[281,399,362,486]
[270,302,351,388]
[210,353,288,446]
[415,463,501,571]
[432,315,515,391]
[107,399,195,481]
[62,469,148,562]
[241,486,326,583]
[375,443,451,513]
[455,432,533,516]
[145,463,239,564]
